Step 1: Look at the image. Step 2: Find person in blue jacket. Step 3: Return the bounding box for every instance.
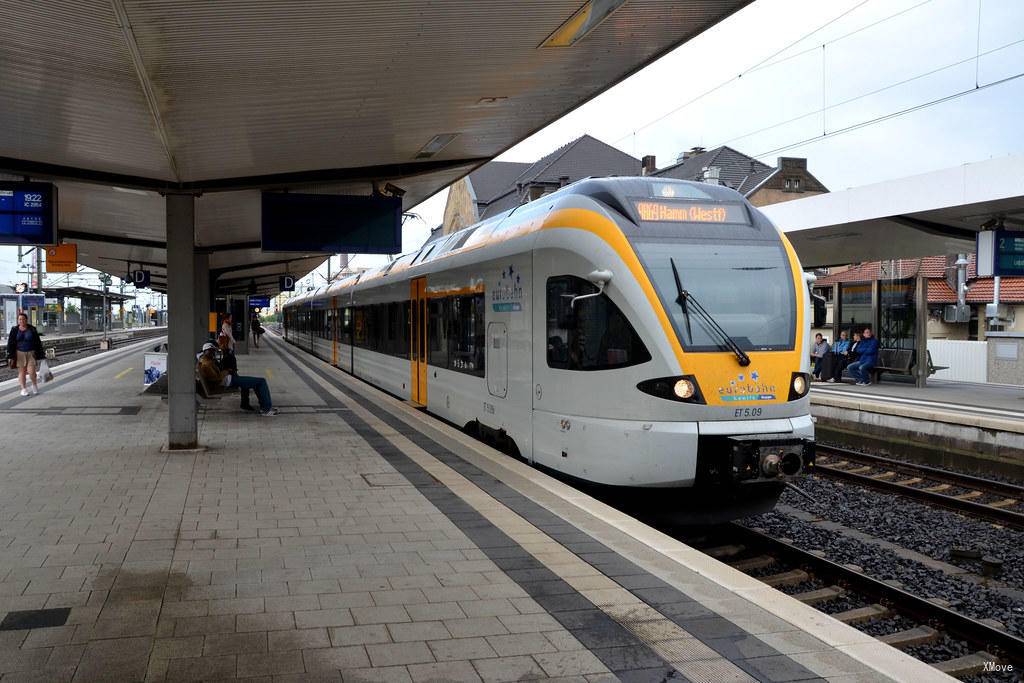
[846,327,879,386]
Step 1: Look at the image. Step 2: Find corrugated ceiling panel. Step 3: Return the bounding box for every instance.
[0,0,175,179]
[120,0,748,180]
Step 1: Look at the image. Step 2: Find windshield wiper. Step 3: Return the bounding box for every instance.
[669,258,693,342]
[668,257,751,367]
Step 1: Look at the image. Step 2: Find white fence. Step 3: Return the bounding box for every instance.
[927,340,987,383]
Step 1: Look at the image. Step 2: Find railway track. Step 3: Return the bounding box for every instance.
[693,523,1024,678]
[813,445,1024,530]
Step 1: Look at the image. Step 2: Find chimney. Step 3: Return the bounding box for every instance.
[558,175,570,187]
[681,146,706,161]
[641,155,657,175]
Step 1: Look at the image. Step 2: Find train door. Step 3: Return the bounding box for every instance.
[487,322,508,398]
[410,277,428,405]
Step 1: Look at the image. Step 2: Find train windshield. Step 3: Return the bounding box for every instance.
[635,240,796,352]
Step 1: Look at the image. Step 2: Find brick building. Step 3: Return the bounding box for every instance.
[813,255,1024,341]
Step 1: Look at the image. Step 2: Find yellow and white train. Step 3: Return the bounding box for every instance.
[284,177,815,521]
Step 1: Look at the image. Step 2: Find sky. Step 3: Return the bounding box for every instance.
[4,0,1023,305]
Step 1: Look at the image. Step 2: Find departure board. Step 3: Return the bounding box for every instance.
[0,182,57,246]
[996,232,1024,276]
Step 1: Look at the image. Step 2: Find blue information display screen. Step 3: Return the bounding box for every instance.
[261,192,401,254]
[995,230,1024,276]
[0,182,57,246]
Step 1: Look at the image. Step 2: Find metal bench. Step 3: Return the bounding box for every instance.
[869,349,915,383]
[868,349,949,383]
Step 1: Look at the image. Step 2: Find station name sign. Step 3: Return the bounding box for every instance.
[0,182,57,246]
[634,200,747,225]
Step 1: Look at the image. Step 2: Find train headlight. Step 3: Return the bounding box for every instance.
[788,372,811,400]
[673,379,695,399]
[637,375,705,404]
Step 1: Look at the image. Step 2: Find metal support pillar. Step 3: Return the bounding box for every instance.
[915,274,928,388]
[166,193,198,449]
[194,253,210,350]
[870,280,881,338]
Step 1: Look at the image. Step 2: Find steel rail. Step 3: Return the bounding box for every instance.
[818,445,1024,498]
[814,447,1024,530]
[728,523,1024,667]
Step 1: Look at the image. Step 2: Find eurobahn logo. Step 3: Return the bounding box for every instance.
[492,264,524,312]
[719,371,776,401]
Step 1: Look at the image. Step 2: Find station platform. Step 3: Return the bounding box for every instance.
[810,379,1024,475]
[0,335,945,682]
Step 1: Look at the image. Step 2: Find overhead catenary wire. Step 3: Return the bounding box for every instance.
[712,34,1024,152]
[752,68,1024,158]
[614,0,946,146]
[613,0,876,144]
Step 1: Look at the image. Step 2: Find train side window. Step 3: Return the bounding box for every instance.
[449,294,485,376]
[341,307,352,345]
[427,297,449,368]
[546,275,651,371]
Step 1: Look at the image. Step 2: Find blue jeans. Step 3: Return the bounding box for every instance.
[813,356,824,377]
[232,375,272,410]
[847,360,874,384]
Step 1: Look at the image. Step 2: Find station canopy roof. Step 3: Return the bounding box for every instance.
[46,286,134,303]
[0,1,751,294]
[760,154,1024,269]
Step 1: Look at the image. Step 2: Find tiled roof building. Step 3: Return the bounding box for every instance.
[442,135,640,234]
[652,146,828,207]
[814,255,1024,304]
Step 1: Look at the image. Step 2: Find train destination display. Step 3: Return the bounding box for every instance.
[0,182,57,246]
[634,200,747,224]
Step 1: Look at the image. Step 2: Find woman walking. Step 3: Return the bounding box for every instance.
[6,313,44,397]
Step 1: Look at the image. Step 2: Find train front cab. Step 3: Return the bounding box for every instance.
[528,184,814,520]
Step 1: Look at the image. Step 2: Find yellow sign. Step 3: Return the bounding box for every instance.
[209,312,218,333]
[45,244,77,273]
[635,200,746,224]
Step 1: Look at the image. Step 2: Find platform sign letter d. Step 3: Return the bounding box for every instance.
[280,275,295,292]
[132,270,151,288]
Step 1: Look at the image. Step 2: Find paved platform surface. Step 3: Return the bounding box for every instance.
[0,335,944,682]
[812,378,1024,424]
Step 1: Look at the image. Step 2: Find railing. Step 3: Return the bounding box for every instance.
[926,339,987,383]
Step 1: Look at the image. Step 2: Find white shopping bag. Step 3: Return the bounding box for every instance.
[38,359,54,384]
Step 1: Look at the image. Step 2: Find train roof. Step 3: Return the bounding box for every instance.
[285,177,749,307]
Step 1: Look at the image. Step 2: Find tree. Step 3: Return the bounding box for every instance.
[65,302,79,315]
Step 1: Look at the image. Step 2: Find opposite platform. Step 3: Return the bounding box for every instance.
[810,379,1024,475]
[0,334,947,682]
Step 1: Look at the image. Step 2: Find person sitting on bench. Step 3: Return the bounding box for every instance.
[214,335,256,412]
[197,342,278,416]
[810,333,830,380]
[824,330,850,383]
[846,327,879,386]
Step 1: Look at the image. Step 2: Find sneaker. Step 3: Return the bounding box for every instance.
[826,378,836,383]
[856,381,869,386]
[260,408,279,416]
[20,389,28,397]
[30,385,38,395]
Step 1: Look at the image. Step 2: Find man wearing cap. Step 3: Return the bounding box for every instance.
[197,342,278,416]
